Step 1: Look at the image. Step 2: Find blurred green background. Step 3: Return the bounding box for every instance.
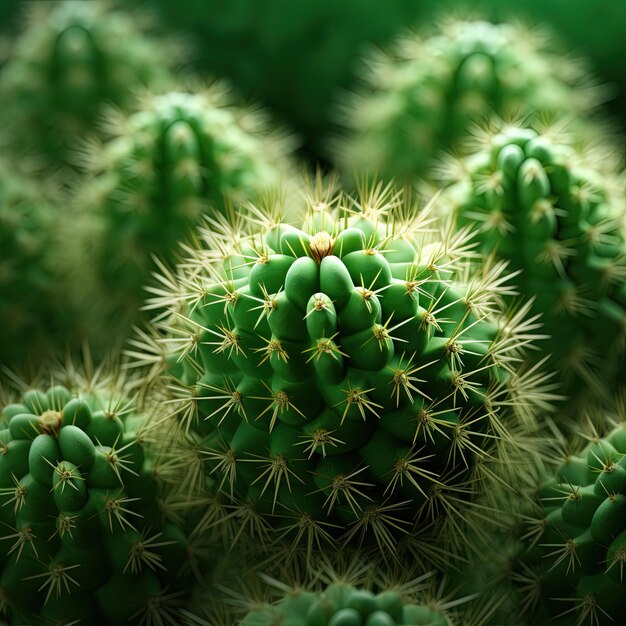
[2,0,625,159]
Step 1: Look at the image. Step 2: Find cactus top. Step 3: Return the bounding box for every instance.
[0,377,193,626]
[240,582,453,626]
[142,184,552,564]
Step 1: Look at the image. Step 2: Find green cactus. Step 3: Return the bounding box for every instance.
[0,160,65,365]
[239,582,454,626]
[443,123,626,408]
[0,0,178,168]
[134,182,554,567]
[0,368,202,626]
[336,20,602,183]
[515,414,626,625]
[69,88,295,351]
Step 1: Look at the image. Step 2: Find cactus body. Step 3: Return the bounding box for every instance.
[338,20,600,182]
[0,375,196,625]
[0,0,176,167]
[140,185,551,566]
[445,125,626,406]
[518,421,626,625]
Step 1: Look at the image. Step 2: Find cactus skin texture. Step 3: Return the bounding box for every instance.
[0,0,175,168]
[337,20,600,183]
[139,183,553,567]
[240,582,453,626]
[444,124,626,408]
[0,376,195,626]
[0,161,62,365]
[517,420,626,625]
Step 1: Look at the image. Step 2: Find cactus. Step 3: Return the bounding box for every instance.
[443,123,626,408]
[514,413,626,625]
[133,181,554,568]
[0,0,178,168]
[0,160,64,365]
[240,582,454,626]
[69,88,295,353]
[0,366,202,626]
[336,20,601,183]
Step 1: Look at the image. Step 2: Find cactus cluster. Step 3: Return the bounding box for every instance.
[0,0,177,167]
[135,183,553,567]
[336,20,600,182]
[0,370,198,626]
[516,417,626,625]
[443,124,626,407]
[240,582,453,626]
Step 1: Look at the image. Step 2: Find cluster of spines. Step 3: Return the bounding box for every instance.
[129,182,556,570]
[0,365,205,626]
[335,19,601,182]
[441,121,626,407]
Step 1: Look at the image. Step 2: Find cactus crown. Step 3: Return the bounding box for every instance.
[133,181,555,567]
[0,365,199,626]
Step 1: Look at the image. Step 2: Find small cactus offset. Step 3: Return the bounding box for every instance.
[0,0,178,168]
[134,181,554,567]
[67,88,295,354]
[0,366,202,626]
[336,20,601,183]
[443,123,626,408]
[515,410,626,625]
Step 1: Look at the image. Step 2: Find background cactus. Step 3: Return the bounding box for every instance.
[0,0,179,170]
[335,20,602,183]
[68,87,296,356]
[132,182,554,569]
[0,364,204,626]
[514,407,626,625]
[442,123,626,409]
[0,160,65,365]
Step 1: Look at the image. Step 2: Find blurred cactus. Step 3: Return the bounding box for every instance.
[68,87,296,355]
[144,0,429,159]
[0,160,65,365]
[443,123,626,409]
[0,0,179,169]
[336,20,602,183]
[131,181,554,568]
